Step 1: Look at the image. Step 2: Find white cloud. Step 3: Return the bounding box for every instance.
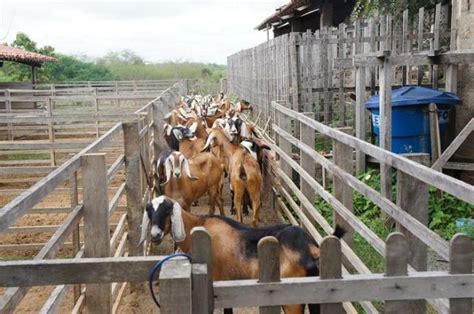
[0,0,286,64]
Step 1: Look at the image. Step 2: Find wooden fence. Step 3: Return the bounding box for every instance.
[0,80,187,313]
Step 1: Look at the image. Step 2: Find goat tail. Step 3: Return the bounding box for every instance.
[239,163,247,181]
[333,224,346,239]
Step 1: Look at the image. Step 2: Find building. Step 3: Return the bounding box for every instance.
[256,0,356,38]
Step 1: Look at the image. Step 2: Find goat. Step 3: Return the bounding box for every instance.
[225,116,250,144]
[158,151,224,215]
[202,128,262,226]
[139,196,345,314]
[164,124,197,152]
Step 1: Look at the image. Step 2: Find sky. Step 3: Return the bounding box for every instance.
[0,0,286,64]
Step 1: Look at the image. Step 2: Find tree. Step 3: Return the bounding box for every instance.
[352,0,449,18]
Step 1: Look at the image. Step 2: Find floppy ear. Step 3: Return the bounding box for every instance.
[171,202,186,242]
[240,121,249,138]
[172,128,184,141]
[182,157,199,181]
[188,122,198,134]
[160,157,172,186]
[138,207,151,247]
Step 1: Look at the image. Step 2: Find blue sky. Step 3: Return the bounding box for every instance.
[0,0,285,64]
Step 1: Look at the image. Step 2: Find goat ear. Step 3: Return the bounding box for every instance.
[240,121,249,138]
[188,122,198,134]
[160,158,172,186]
[201,134,214,152]
[138,208,150,247]
[182,157,199,180]
[171,202,186,242]
[172,129,183,141]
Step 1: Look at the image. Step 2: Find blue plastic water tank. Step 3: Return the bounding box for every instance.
[365,86,460,154]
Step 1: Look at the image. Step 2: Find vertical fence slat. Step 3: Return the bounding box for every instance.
[258,236,280,314]
[355,65,367,173]
[82,153,111,313]
[159,259,192,314]
[69,171,81,302]
[191,227,213,314]
[385,232,410,313]
[449,234,472,314]
[320,236,344,314]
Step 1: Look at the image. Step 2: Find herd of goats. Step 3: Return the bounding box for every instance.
[138,92,343,313]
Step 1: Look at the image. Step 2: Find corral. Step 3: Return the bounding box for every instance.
[0,1,473,314]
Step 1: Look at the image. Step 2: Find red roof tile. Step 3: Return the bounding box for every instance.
[0,44,56,66]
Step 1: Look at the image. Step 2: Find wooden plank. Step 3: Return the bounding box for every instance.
[0,123,121,233]
[191,227,213,313]
[333,136,354,247]
[355,65,366,173]
[82,153,111,313]
[384,233,411,313]
[432,119,474,171]
[258,236,280,314]
[0,256,170,286]
[443,161,474,171]
[107,154,124,182]
[429,103,442,164]
[122,121,143,289]
[159,259,192,314]
[213,272,474,309]
[0,166,56,175]
[449,234,473,314]
[272,102,474,204]
[299,112,316,201]
[379,57,392,202]
[108,182,126,214]
[272,124,450,260]
[320,236,344,314]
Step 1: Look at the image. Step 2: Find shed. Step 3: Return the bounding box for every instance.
[256,0,356,38]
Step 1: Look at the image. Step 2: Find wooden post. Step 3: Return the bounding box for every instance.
[159,259,192,314]
[300,113,315,202]
[152,100,167,159]
[429,103,441,164]
[432,3,441,89]
[333,139,354,247]
[449,234,472,314]
[5,90,13,141]
[402,9,409,85]
[81,153,111,313]
[122,121,144,292]
[69,171,81,302]
[396,153,429,313]
[191,227,213,314]
[320,236,344,314]
[355,65,367,173]
[258,236,280,314]
[276,105,293,180]
[320,0,333,29]
[385,232,410,313]
[94,88,100,138]
[115,81,119,107]
[417,7,425,85]
[46,97,56,166]
[379,57,392,203]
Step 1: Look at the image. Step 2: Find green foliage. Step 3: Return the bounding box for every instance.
[1,33,226,83]
[352,0,449,18]
[98,51,226,82]
[428,190,474,239]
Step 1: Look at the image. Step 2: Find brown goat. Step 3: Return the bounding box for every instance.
[140,196,342,314]
[202,128,262,226]
[159,151,224,215]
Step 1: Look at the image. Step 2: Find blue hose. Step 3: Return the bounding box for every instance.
[148,253,192,308]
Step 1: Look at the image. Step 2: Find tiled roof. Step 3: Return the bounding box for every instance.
[0,44,56,66]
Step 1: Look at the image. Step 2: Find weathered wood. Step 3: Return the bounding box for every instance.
[159,259,192,314]
[355,65,367,173]
[258,236,280,314]
[0,123,122,233]
[385,233,411,313]
[449,234,473,314]
[429,103,442,164]
[70,171,81,302]
[272,123,450,260]
[299,112,316,201]
[191,227,213,313]
[46,97,56,166]
[82,153,112,313]
[272,102,474,205]
[379,57,392,203]
[212,272,474,309]
[320,236,344,314]
[432,118,474,171]
[333,137,354,247]
[122,121,143,292]
[0,256,170,286]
